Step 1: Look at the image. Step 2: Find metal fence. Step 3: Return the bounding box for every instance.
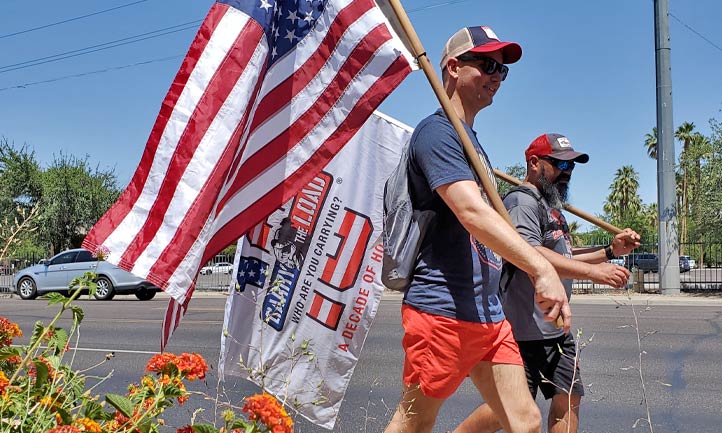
[571,237,722,293]
[3,243,722,296]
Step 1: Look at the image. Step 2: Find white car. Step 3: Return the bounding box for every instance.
[680,255,696,269]
[608,257,625,267]
[199,261,234,275]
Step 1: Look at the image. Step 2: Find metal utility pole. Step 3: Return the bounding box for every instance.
[654,0,681,294]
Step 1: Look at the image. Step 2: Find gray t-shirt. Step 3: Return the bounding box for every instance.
[500,185,573,341]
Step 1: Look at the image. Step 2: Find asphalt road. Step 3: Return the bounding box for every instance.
[2,292,722,433]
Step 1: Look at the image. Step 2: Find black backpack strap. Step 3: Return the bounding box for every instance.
[502,185,551,232]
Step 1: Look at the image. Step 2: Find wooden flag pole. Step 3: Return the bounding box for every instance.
[385,0,513,227]
[493,169,623,235]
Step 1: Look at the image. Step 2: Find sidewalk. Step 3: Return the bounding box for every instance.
[378,289,722,305]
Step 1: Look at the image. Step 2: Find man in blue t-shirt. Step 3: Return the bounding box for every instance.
[454,133,641,433]
[383,27,571,433]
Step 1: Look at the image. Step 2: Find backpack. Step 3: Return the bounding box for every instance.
[381,144,436,292]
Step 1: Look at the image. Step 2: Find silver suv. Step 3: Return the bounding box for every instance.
[13,248,160,301]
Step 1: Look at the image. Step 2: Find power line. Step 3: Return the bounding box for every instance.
[669,12,722,54]
[407,0,474,13]
[0,0,474,89]
[0,55,184,92]
[0,21,201,74]
[0,0,151,40]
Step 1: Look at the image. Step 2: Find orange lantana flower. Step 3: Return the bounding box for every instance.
[0,317,22,346]
[242,393,293,433]
[74,417,102,433]
[145,352,208,381]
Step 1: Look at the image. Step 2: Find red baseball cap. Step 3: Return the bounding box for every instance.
[525,133,590,163]
[440,26,522,68]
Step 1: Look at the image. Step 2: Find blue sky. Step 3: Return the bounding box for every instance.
[1,0,721,230]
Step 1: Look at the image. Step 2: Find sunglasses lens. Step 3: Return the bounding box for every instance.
[558,161,574,171]
[543,157,574,171]
[482,58,508,81]
[457,55,508,81]
[479,58,496,74]
[499,65,508,81]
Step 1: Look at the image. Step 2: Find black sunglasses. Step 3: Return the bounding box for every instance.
[541,156,575,171]
[456,54,509,81]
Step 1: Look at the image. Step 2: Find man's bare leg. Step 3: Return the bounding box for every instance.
[383,383,445,433]
[548,393,580,433]
[453,403,501,433]
[464,362,541,433]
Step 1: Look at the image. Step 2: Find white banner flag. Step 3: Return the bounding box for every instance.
[219,112,412,429]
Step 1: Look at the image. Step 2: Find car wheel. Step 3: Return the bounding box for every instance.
[17,277,38,300]
[94,276,115,300]
[135,288,156,301]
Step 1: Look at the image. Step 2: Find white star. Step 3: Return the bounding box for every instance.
[287,9,299,24]
[304,11,314,23]
[285,28,297,42]
[248,270,257,278]
[259,0,273,12]
[274,25,280,39]
[271,46,278,57]
[238,269,246,277]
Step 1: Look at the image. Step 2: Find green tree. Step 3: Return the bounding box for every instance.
[675,122,696,250]
[603,165,642,225]
[693,118,722,266]
[644,127,658,160]
[37,153,121,255]
[496,163,527,197]
[0,139,43,256]
[685,133,713,244]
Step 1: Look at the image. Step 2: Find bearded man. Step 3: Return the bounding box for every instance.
[454,133,641,433]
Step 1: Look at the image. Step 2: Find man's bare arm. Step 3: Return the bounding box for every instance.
[436,180,571,331]
[536,246,629,288]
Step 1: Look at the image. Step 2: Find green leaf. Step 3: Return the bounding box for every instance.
[30,321,45,346]
[56,407,73,426]
[32,360,49,388]
[51,328,68,355]
[229,419,253,430]
[0,346,23,360]
[45,292,66,305]
[70,305,85,329]
[136,419,153,433]
[105,393,135,418]
[191,423,221,433]
[83,400,105,419]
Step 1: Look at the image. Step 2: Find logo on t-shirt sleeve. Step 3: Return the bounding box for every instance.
[471,236,502,271]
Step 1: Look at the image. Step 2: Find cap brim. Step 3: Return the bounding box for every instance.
[468,41,522,64]
[551,150,590,163]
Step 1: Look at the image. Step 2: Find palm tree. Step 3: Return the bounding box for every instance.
[603,165,642,223]
[675,122,696,251]
[687,133,712,245]
[647,202,658,224]
[644,127,658,160]
[567,221,584,247]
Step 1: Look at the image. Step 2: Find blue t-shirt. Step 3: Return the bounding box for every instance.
[403,109,505,323]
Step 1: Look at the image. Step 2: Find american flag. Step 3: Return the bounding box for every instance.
[81,0,413,350]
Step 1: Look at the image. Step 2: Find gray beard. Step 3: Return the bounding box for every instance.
[538,169,569,210]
